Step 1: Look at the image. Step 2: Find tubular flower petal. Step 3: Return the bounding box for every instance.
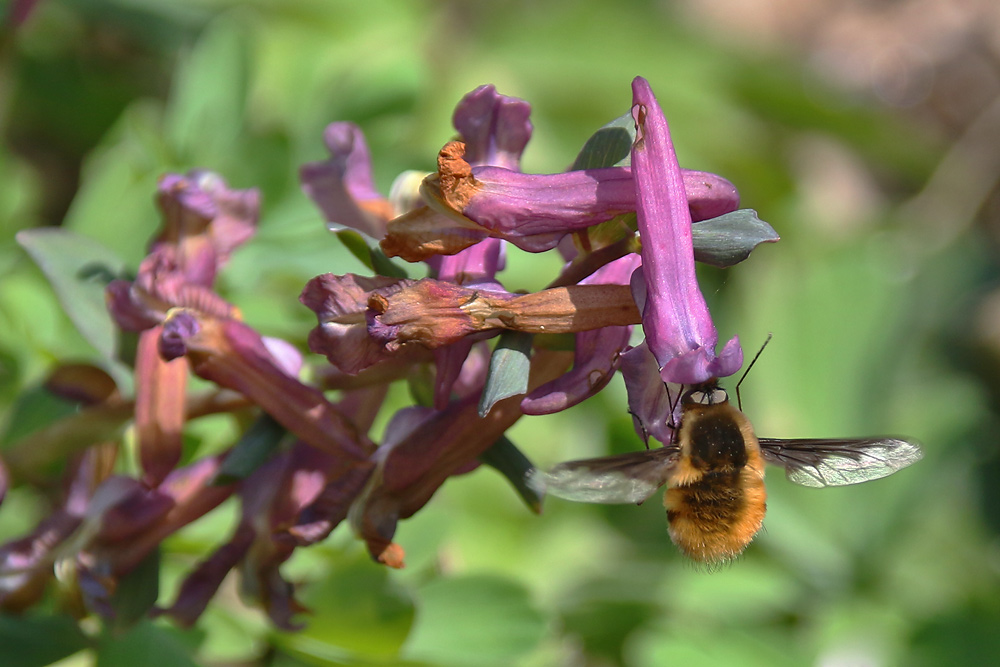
[426,230,505,409]
[366,279,640,350]
[163,525,254,627]
[0,455,94,611]
[300,122,395,239]
[452,84,532,170]
[162,309,376,467]
[382,141,740,260]
[106,174,248,336]
[87,455,236,580]
[629,76,742,384]
[0,452,140,612]
[107,251,241,333]
[619,341,680,445]
[136,327,188,485]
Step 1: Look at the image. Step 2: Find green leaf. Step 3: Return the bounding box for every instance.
[330,225,410,279]
[403,575,546,666]
[282,555,415,662]
[214,412,288,484]
[0,385,79,448]
[691,209,780,268]
[478,436,542,513]
[330,227,376,271]
[109,546,161,632]
[572,112,635,169]
[478,331,534,417]
[16,228,132,390]
[164,15,249,165]
[0,614,89,667]
[371,245,410,279]
[96,621,199,667]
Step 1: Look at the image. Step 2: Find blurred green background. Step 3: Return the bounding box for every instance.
[2,0,1000,665]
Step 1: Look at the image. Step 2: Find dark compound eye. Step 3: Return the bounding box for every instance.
[682,387,729,406]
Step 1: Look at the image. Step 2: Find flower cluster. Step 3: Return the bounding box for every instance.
[0,77,776,627]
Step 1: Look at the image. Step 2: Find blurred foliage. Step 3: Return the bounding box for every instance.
[1,0,999,665]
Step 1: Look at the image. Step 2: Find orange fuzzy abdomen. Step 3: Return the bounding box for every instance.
[664,466,767,563]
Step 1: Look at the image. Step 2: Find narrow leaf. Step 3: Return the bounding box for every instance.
[331,227,376,271]
[478,436,542,513]
[370,246,410,279]
[109,546,161,632]
[478,331,534,417]
[330,225,409,279]
[214,412,287,484]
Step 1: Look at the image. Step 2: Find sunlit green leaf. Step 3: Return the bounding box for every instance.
[16,228,131,389]
[371,245,410,279]
[330,226,409,278]
[164,14,249,165]
[403,575,546,666]
[330,227,376,271]
[281,556,415,662]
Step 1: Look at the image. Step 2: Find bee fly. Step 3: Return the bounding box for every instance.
[531,379,922,564]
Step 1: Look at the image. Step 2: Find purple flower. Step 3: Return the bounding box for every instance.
[619,342,678,445]
[152,171,259,288]
[137,326,189,485]
[0,452,98,611]
[161,310,376,466]
[162,442,371,629]
[428,85,529,407]
[521,253,641,415]
[2,75,785,626]
[300,273,411,374]
[383,142,739,260]
[629,76,742,385]
[107,171,256,331]
[348,350,571,568]
[300,123,395,239]
[105,172,258,485]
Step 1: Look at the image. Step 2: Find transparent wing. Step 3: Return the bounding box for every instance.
[758,437,922,488]
[529,446,680,504]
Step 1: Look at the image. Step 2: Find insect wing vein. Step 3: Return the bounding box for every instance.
[531,447,679,504]
[758,437,922,488]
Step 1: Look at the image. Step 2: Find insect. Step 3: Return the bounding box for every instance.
[531,379,923,564]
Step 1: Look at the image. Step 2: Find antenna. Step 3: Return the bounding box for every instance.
[735,333,772,412]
